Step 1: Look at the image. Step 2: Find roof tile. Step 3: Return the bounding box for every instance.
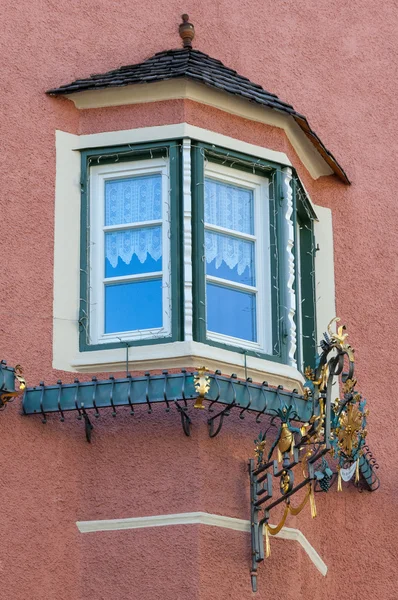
[46,47,349,183]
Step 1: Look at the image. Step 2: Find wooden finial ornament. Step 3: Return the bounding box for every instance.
[179,14,195,48]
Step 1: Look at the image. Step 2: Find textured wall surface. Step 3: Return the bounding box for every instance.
[0,1,397,599]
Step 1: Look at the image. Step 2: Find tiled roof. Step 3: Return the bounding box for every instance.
[47,48,349,183]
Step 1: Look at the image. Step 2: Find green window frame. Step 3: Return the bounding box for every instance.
[294,180,317,371]
[79,140,183,352]
[193,143,286,364]
[79,138,317,372]
[192,143,317,368]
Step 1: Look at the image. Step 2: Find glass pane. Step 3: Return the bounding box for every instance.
[105,174,162,225]
[205,231,255,286]
[105,279,162,333]
[206,283,256,342]
[105,227,162,278]
[205,178,254,234]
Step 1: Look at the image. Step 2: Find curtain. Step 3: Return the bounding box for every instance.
[204,178,253,234]
[105,227,162,268]
[105,174,162,225]
[205,231,253,277]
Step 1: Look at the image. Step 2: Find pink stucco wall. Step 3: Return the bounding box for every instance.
[0,1,397,599]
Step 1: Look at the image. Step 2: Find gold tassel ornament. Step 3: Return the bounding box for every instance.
[277,448,283,464]
[265,525,271,558]
[337,467,342,492]
[309,483,317,518]
[355,458,360,483]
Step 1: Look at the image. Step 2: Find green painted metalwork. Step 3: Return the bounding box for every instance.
[248,319,379,592]
[22,371,314,424]
[0,361,17,395]
[0,360,25,410]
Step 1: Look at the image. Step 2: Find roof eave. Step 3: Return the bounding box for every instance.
[46,74,350,184]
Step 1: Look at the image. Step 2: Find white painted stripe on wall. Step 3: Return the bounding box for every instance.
[76,511,327,576]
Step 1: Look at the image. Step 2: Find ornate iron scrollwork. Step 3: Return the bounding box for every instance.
[249,318,378,592]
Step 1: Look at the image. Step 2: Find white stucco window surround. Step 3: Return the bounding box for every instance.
[53,123,335,389]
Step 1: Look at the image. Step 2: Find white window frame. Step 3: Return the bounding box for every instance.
[89,157,171,345]
[203,162,272,355]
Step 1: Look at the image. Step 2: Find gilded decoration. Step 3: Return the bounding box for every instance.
[193,366,211,409]
[17,314,378,594]
[249,318,377,592]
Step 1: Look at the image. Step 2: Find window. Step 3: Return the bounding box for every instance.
[79,137,317,371]
[80,142,182,350]
[89,158,171,344]
[203,163,272,354]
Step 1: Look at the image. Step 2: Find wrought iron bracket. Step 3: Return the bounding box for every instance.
[21,370,311,442]
[248,319,379,592]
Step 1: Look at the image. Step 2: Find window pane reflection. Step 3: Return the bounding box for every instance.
[105,279,163,333]
[206,283,256,342]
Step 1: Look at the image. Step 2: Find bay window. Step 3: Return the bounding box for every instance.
[80,138,317,372]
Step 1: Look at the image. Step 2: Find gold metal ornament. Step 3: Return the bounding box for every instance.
[278,423,294,454]
[193,366,211,409]
[327,317,355,361]
[355,458,360,483]
[313,364,329,392]
[0,390,21,404]
[254,439,266,461]
[280,471,291,494]
[337,467,342,492]
[304,366,315,381]
[305,363,328,391]
[15,364,26,390]
[264,482,316,556]
[343,378,357,395]
[264,524,271,557]
[309,483,317,518]
[337,404,364,455]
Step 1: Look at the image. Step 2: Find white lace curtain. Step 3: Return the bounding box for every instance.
[205,231,253,278]
[106,228,162,269]
[105,175,162,225]
[104,175,162,269]
[204,178,253,234]
[205,179,254,277]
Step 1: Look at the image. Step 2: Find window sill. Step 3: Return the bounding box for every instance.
[70,340,305,391]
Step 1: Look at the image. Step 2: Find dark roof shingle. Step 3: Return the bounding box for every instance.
[47,48,349,183]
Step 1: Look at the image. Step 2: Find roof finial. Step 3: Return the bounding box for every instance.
[179,14,195,48]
